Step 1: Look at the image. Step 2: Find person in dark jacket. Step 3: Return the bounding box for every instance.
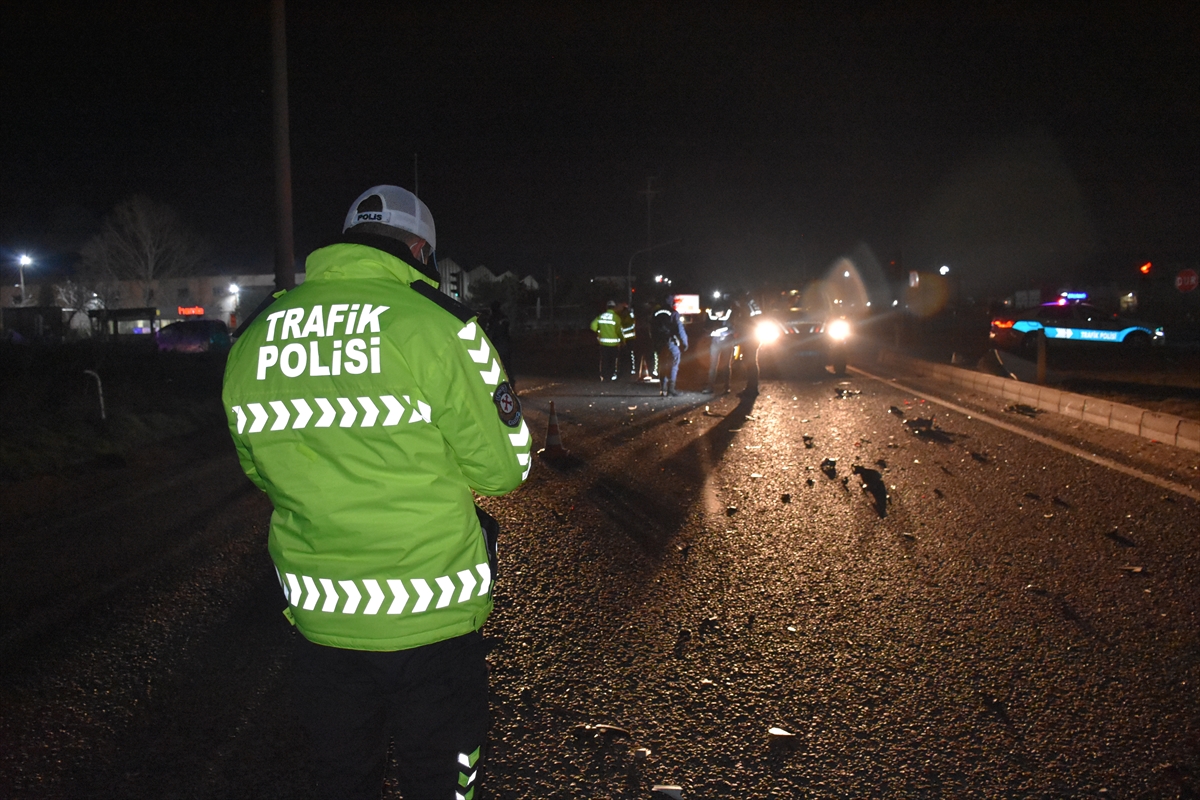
[651,296,688,397]
[484,300,515,387]
[730,292,762,396]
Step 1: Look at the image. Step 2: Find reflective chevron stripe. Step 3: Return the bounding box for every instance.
[456,321,532,478]
[281,563,493,615]
[231,395,431,434]
[457,322,502,387]
[508,419,533,480]
[457,746,481,799]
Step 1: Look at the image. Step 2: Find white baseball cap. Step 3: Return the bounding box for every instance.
[343,185,436,250]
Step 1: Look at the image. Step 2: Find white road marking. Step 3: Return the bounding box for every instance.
[850,366,1200,502]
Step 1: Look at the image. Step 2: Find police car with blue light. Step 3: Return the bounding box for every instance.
[990,293,1164,350]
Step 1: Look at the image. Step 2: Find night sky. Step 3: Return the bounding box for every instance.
[3,1,1196,297]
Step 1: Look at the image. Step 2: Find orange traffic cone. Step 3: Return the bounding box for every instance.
[537,400,570,460]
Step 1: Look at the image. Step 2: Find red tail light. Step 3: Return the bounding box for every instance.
[992,319,1015,329]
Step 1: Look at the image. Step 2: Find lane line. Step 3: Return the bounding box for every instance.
[850,366,1200,502]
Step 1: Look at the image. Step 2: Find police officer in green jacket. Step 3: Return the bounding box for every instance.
[589,300,622,381]
[222,185,531,800]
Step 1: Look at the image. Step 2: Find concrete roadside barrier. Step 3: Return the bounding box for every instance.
[874,348,1195,452]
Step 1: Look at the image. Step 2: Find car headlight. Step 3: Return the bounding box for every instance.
[755,320,783,345]
[826,318,851,341]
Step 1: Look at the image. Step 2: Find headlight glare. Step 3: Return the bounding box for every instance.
[755,320,782,345]
[827,318,851,341]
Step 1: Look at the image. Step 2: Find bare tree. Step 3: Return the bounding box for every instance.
[52,279,97,336]
[78,195,212,306]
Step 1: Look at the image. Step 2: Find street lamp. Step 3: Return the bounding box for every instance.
[626,239,681,306]
[17,255,33,309]
[940,265,950,276]
[18,254,32,306]
[227,283,243,328]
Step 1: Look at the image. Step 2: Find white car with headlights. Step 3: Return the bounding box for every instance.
[754,298,853,376]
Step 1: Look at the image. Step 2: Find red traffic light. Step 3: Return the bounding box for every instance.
[1139,262,1152,274]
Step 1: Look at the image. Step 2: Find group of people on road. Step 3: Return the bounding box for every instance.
[591,292,761,397]
[590,297,688,395]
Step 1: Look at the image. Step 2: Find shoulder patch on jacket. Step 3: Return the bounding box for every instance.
[410,280,475,323]
[492,382,522,427]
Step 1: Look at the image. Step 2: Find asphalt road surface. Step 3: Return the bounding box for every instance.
[2,363,1197,799]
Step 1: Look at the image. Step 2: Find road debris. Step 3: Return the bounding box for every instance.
[802,434,815,448]
[1119,566,1145,573]
[981,693,1011,724]
[768,726,796,737]
[726,505,738,516]
[1105,529,1136,547]
[575,723,633,739]
[852,464,889,517]
[635,747,652,760]
[834,387,861,398]
[653,786,684,799]
[903,415,936,432]
[1005,403,1041,417]
[820,457,838,478]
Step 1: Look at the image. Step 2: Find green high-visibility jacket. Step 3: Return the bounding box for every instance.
[590,310,622,345]
[222,238,531,651]
[619,309,636,341]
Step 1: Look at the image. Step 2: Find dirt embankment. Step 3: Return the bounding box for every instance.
[0,343,228,483]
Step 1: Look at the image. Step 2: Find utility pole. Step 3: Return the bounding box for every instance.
[271,0,295,292]
[638,177,658,280]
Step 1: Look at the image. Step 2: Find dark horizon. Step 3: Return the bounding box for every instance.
[3,2,1197,299]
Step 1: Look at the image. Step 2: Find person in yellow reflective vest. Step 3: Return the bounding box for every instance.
[589,300,622,380]
[617,301,637,379]
[222,185,530,800]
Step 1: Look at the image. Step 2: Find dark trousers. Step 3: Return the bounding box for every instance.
[599,345,619,380]
[737,338,760,392]
[292,631,489,800]
[707,337,734,391]
[658,342,682,389]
